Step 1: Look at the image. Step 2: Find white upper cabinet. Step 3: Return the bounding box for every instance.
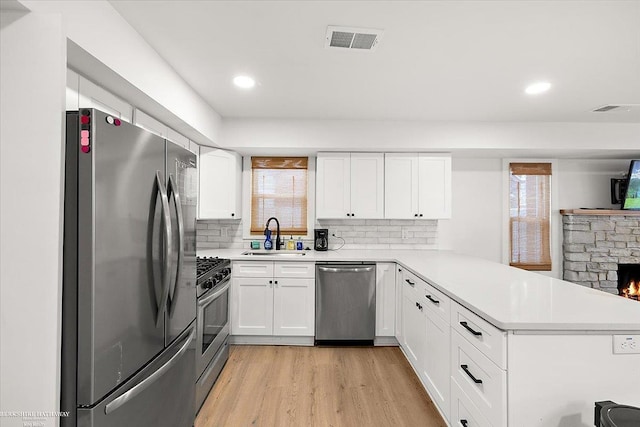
[198,147,242,219]
[384,153,419,219]
[66,69,80,111]
[384,153,451,219]
[316,152,384,219]
[316,153,351,218]
[134,109,168,138]
[77,75,133,122]
[350,153,385,219]
[418,155,452,219]
[166,127,189,150]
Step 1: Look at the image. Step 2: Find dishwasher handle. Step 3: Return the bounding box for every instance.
[317,265,375,274]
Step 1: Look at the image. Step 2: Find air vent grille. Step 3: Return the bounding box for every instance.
[325,26,383,51]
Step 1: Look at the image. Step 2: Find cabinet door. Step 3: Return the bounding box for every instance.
[199,148,242,219]
[395,266,404,343]
[231,277,273,335]
[134,109,168,139]
[350,153,384,218]
[78,76,133,122]
[376,263,396,337]
[273,278,315,336]
[418,155,452,219]
[385,153,419,219]
[316,153,351,218]
[422,308,450,421]
[401,286,425,368]
[66,68,80,110]
[166,128,189,150]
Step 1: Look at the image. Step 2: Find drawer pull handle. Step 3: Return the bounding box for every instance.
[460,364,483,384]
[426,295,440,305]
[460,321,482,336]
[460,420,469,427]
[415,302,422,310]
[405,279,415,286]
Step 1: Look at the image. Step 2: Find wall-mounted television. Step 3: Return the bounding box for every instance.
[622,160,640,210]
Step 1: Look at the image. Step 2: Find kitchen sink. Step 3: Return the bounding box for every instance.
[241,251,306,256]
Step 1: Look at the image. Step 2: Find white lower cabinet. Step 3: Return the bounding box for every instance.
[375,263,396,337]
[231,261,314,337]
[422,306,450,421]
[401,285,425,367]
[399,268,452,423]
[273,278,315,336]
[451,378,491,427]
[233,277,273,335]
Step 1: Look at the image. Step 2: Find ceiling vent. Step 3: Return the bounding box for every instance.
[592,104,640,113]
[325,26,383,51]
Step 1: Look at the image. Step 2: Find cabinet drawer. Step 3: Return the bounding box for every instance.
[422,281,450,323]
[451,378,492,427]
[275,262,315,278]
[451,330,506,427]
[451,302,506,369]
[232,261,274,278]
[401,269,422,298]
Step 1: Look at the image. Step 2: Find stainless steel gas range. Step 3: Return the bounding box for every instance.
[195,257,231,411]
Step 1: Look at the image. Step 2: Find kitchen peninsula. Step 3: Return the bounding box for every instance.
[200,248,640,427]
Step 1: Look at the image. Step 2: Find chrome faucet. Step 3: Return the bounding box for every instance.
[264,217,283,250]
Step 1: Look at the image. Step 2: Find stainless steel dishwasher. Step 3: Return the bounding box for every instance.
[315,262,376,344]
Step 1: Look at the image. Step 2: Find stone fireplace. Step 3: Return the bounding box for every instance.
[561,209,640,296]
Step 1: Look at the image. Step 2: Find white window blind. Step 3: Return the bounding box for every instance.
[509,162,552,271]
[250,157,308,235]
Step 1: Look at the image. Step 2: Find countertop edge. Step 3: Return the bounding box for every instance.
[199,249,640,332]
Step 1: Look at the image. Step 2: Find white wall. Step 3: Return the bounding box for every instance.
[21,0,222,146]
[0,9,65,427]
[439,158,504,262]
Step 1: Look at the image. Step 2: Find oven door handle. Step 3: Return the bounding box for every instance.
[198,280,230,307]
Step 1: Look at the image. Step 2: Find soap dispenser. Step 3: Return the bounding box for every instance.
[287,235,295,250]
[264,229,273,250]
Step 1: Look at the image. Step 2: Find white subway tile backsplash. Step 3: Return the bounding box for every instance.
[196,218,439,251]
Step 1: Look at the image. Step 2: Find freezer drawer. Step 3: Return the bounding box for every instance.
[78,323,196,427]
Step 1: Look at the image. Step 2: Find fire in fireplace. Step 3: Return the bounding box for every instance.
[618,264,640,301]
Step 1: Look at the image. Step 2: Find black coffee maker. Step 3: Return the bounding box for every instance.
[314,229,329,251]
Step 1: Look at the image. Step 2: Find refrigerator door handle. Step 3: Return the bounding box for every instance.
[156,171,173,327]
[167,175,184,313]
[104,324,195,415]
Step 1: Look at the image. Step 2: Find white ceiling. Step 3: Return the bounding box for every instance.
[110,1,640,122]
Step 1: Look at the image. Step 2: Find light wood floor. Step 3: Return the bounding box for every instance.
[195,345,447,427]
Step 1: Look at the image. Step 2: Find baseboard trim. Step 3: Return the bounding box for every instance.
[230,335,315,346]
[374,336,399,346]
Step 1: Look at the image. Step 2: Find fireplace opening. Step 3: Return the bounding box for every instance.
[618,264,640,301]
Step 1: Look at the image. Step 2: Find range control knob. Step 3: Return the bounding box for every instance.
[215,272,224,282]
[203,279,214,289]
[223,268,231,276]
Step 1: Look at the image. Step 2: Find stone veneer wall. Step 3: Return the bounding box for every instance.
[196,219,438,251]
[562,214,640,294]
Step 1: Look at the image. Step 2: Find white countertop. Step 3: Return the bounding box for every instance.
[198,248,640,332]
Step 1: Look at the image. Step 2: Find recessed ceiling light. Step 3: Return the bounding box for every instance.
[233,75,255,89]
[525,81,551,95]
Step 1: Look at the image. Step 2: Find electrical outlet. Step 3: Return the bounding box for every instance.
[613,335,640,354]
[401,228,409,240]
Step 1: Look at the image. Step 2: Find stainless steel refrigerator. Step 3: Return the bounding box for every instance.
[61,109,197,427]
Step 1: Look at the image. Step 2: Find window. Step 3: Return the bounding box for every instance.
[509,162,552,271]
[250,157,308,235]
